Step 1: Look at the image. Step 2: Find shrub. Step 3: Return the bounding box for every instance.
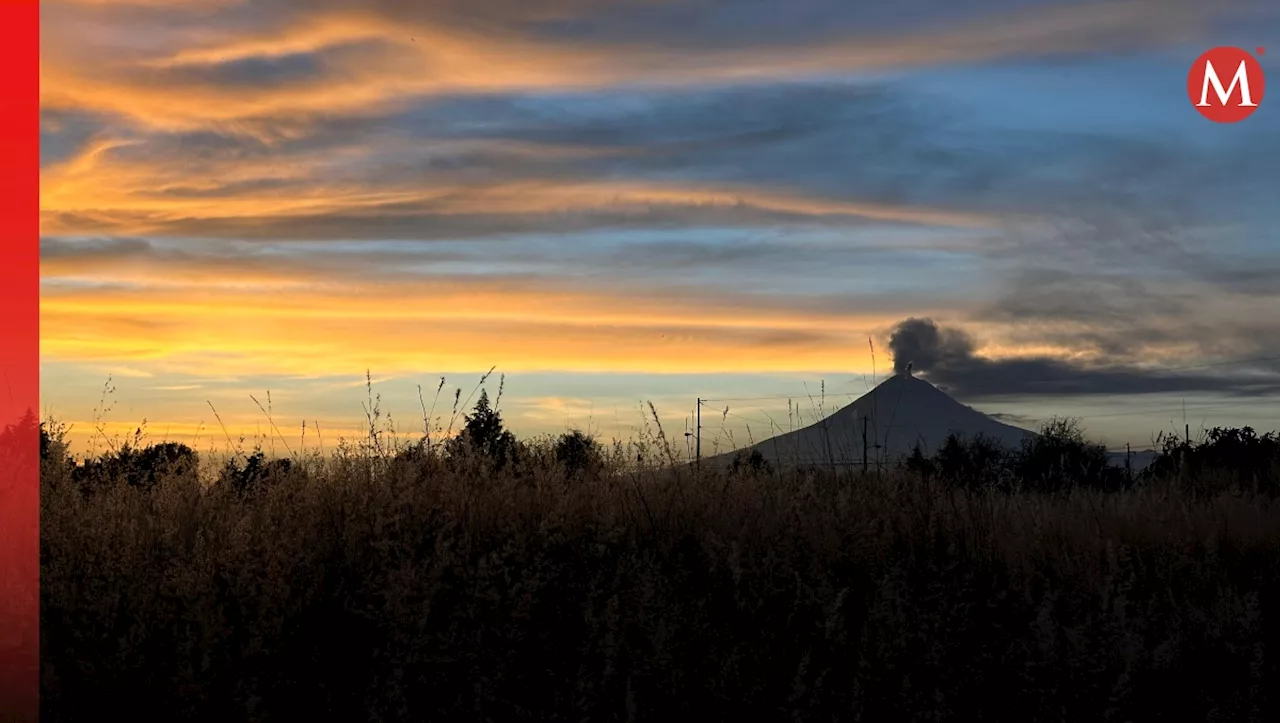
[72,441,199,494]
[554,429,604,478]
[933,432,1010,490]
[1144,426,1280,495]
[216,448,297,497]
[727,448,772,477]
[1013,417,1122,491]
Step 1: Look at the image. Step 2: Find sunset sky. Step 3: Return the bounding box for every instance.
[39,0,1280,457]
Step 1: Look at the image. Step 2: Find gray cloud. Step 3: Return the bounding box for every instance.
[40,109,114,169]
[989,411,1039,426]
[38,235,956,322]
[962,177,1280,371]
[888,317,1280,398]
[38,236,475,279]
[114,0,1223,55]
[159,49,333,89]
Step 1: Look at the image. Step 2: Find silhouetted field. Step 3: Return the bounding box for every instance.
[36,403,1280,722]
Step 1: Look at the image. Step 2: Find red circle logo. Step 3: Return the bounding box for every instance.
[1189,47,1266,123]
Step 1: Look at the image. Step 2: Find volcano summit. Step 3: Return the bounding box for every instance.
[706,372,1035,470]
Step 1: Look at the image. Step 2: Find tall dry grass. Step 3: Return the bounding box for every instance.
[40,432,1280,722]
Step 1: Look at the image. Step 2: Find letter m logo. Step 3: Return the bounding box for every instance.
[1198,59,1257,107]
[1189,47,1266,123]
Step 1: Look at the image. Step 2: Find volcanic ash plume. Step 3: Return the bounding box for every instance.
[888,317,976,375]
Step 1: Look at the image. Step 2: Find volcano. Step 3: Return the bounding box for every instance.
[705,371,1034,469]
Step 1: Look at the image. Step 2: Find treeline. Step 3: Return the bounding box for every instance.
[894,418,1280,495]
[39,390,614,495]
[722,416,1280,494]
[38,391,1280,496]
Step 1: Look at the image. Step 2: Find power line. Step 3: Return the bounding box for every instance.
[718,410,776,427]
[701,389,865,404]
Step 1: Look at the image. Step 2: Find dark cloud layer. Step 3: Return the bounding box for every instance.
[51,78,1279,241]
[888,317,1280,399]
[95,0,1216,56]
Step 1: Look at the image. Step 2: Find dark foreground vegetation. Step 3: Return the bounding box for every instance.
[35,394,1280,722]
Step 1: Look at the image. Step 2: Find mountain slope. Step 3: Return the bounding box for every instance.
[705,372,1034,469]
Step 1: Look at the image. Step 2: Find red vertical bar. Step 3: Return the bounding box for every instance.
[0,0,40,720]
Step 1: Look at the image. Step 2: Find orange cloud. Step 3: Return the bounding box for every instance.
[39,275,910,376]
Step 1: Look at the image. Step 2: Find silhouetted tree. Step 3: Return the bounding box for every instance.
[904,443,935,483]
[446,390,518,470]
[0,410,40,484]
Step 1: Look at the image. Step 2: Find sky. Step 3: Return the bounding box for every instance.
[38,0,1280,458]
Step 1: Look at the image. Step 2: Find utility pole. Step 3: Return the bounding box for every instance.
[1126,443,1132,484]
[696,398,702,471]
[1184,399,1189,445]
